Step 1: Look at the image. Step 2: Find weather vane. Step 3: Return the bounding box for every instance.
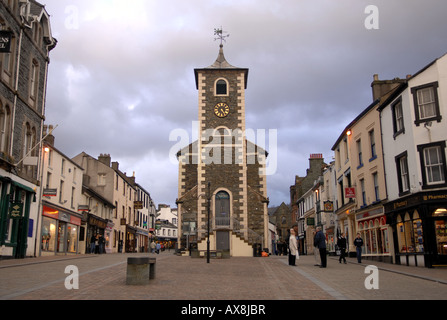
[214,27,230,45]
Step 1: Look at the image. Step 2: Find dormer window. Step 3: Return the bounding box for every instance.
[215,79,228,95]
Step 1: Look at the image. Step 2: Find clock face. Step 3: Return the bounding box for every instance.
[214,103,230,118]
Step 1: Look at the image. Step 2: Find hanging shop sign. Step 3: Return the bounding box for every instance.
[43,188,57,197]
[345,187,356,198]
[9,202,23,218]
[0,31,12,53]
[134,201,143,209]
[78,205,89,212]
[324,201,333,212]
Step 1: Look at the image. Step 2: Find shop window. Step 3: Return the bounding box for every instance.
[67,224,78,253]
[381,227,389,254]
[379,217,389,254]
[397,213,424,253]
[365,228,371,255]
[434,208,447,255]
[57,223,66,253]
[41,216,56,252]
[434,220,447,255]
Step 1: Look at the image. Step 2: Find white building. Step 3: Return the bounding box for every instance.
[134,183,157,252]
[297,187,315,255]
[378,52,447,267]
[157,204,178,226]
[155,205,178,248]
[39,129,84,256]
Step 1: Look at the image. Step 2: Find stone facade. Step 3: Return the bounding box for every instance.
[0,1,56,258]
[177,45,269,256]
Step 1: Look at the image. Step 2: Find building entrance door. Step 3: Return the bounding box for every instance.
[216,231,229,251]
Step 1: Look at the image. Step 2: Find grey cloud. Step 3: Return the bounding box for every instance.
[43,1,447,206]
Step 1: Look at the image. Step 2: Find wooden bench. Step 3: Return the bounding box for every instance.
[126,257,156,285]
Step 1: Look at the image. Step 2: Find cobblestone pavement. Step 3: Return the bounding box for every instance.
[1,251,446,301]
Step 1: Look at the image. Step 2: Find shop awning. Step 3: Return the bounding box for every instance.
[12,181,36,193]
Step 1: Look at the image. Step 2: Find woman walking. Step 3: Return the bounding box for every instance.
[288,229,298,266]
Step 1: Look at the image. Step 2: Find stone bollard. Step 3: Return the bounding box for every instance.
[148,257,156,280]
[126,257,150,285]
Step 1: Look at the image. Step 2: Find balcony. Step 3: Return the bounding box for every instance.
[198,217,263,245]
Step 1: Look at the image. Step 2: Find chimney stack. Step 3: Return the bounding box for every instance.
[371,74,407,101]
[98,154,111,167]
[44,124,55,146]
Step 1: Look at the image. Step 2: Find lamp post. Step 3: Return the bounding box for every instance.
[207,182,211,264]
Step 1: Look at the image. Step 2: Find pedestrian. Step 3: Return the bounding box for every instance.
[288,229,298,266]
[337,233,347,264]
[313,230,321,266]
[150,240,156,253]
[314,227,327,268]
[98,234,105,254]
[90,233,96,254]
[354,233,364,263]
[156,242,161,254]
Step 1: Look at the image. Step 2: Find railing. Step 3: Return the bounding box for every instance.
[197,217,263,246]
[215,217,231,228]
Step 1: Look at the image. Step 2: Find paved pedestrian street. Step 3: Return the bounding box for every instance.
[1,252,446,317]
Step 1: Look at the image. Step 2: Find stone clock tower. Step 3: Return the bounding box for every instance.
[176,41,269,257]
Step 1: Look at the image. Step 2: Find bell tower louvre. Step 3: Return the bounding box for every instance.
[176,33,269,257]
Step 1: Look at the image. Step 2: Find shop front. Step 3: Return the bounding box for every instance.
[325,227,336,255]
[335,202,356,257]
[355,206,393,263]
[40,205,81,256]
[105,221,114,253]
[126,225,137,253]
[385,191,447,268]
[0,177,37,259]
[136,230,148,252]
[86,214,108,254]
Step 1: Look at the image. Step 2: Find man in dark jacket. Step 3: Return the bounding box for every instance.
[314,227,327,268]
[354,233,364,263]
[337,233,347,264]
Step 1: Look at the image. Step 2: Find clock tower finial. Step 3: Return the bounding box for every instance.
[214,27,230,46]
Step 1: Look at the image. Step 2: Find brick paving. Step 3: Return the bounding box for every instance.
[1,251,446,301]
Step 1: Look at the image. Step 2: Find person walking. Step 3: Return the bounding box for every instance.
[288,229,298,266]
[98,234,105,254]
[337,233,347,264]
[354,233,364,263]
[156,242,161,254]
[150,240,156,253]
[313,230,321,266]
[90,234,96,254]
[314,227,327,268]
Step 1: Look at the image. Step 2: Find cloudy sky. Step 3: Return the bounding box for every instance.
[42,0,447,208]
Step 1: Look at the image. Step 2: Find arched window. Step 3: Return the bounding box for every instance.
[23,122,31,159]
[0,104,11,153]
[215,79,228,95]
[215,191,230,226]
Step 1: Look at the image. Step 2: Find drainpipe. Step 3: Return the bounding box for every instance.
[10,28,23,156]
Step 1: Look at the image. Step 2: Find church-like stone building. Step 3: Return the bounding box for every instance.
[176,43,269,256]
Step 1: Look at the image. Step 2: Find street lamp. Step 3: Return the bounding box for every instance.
[207,182,211,264]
